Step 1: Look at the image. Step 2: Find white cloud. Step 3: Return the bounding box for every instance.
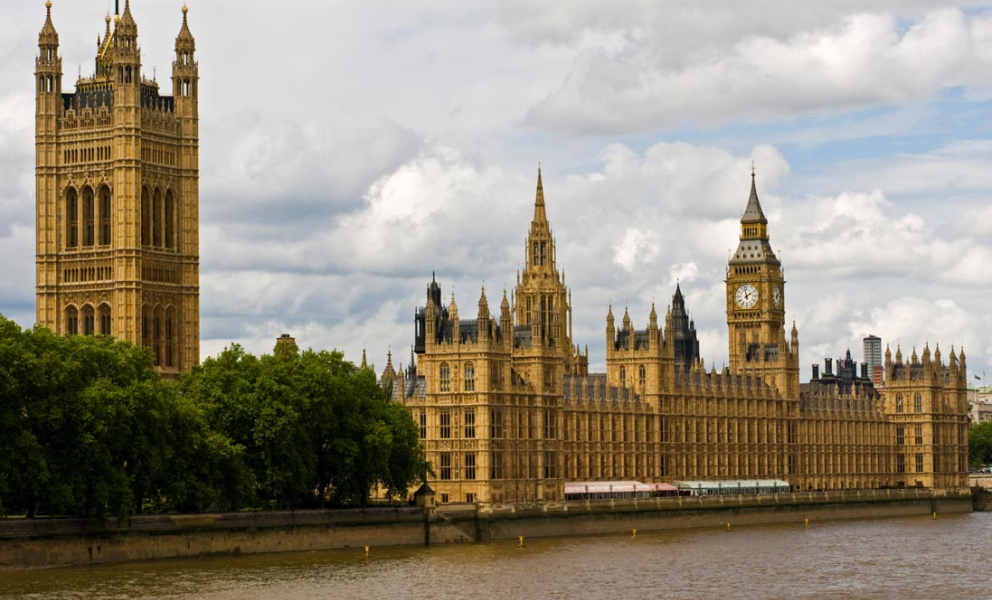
[526,9,992,134]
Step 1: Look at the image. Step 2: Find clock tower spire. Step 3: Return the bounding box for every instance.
[725,169,798,397]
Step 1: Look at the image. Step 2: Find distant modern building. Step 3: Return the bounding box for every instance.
[864,335,882,386]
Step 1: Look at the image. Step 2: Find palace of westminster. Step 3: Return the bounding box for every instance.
[34,2,969,505]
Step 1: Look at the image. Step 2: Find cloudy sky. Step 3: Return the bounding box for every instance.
[2,0,991,382]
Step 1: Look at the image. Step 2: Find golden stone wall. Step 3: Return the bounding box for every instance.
[394,169,970,504]
[35,2,199,374]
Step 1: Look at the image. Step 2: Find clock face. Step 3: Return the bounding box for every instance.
[735,284,758,309]
[773,285,782,309]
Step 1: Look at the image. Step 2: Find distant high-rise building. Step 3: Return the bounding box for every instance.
[864,335,882,385]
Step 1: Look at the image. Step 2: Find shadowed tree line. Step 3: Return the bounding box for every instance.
[0,315,428,519]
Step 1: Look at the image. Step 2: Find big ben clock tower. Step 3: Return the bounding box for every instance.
[725,169,799,398]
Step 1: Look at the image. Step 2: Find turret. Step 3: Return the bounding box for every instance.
[381,349,396,383]
[36,1,62,280]
[477,286,490,342]
[113,0,140,97]
[173,4,197,116]
[500,289,512,349]
[36,1,61,110]
[606,305,615,345]
[450,292,460,344]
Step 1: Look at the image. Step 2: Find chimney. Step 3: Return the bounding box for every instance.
[825,358,833,376]
[812,364,820,380]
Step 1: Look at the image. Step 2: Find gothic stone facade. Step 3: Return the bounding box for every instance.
[35,1,199,374]
[388,170,969,504]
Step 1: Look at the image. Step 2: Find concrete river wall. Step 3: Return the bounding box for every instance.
[0,488,971,567]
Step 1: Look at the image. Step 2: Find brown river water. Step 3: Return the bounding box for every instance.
[0,512,986,599]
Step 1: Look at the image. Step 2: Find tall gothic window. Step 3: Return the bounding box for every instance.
[464,362,475,392]
[164,191,175,249]
[99,187,112,245]
[896,394,904,414]
[914,393,922,413]
[439,453,451,480]
[82,187,95,246]
[141,188,151,246]
[99,304,111,335]
[440,363,450,392]
[490,408,503,439]
[82,305,95,336]
[66,189,78,248]
[465,453,476,480]
[440,411,451,439]
[165,307,175,368]
[465,410,475,439]
[66,306,78,335]
[639,365,646,387]
[153,307,163,366]
[152,189,163,247]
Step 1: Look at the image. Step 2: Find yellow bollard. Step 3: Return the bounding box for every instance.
[933,512,937,520]
[804,518,809,528]
[631,528,637,539]
[726,522,731,531]
[364,545,370,558]
[518,536,525,548]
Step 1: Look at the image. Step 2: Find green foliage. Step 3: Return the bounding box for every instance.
[181,344,429,508]
[0,313,426,517]
[969,422,992,468]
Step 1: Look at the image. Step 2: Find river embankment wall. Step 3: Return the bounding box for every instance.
[0,488,971,567]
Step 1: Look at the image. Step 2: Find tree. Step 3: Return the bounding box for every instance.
[969,422,992,468]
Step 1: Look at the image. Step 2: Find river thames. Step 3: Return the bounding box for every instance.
[1,512,987,599]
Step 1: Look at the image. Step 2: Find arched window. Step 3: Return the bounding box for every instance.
[82,188,95,246]
[99,304,112,335]
[99,187,111,245]
[82,305,95,336]
[66,189,78,248]
[619,367,626,387]
[440,363,450,392]
[141,187,151,246]
[164,191,175,249]
[914,393,922,413]
[165,307,176,368]
[152,189,163,247]
[66,306,78,335]
[639,365,646,387]
[464,362,475,392]
[153,306,163,366]
[895,394,904,414]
